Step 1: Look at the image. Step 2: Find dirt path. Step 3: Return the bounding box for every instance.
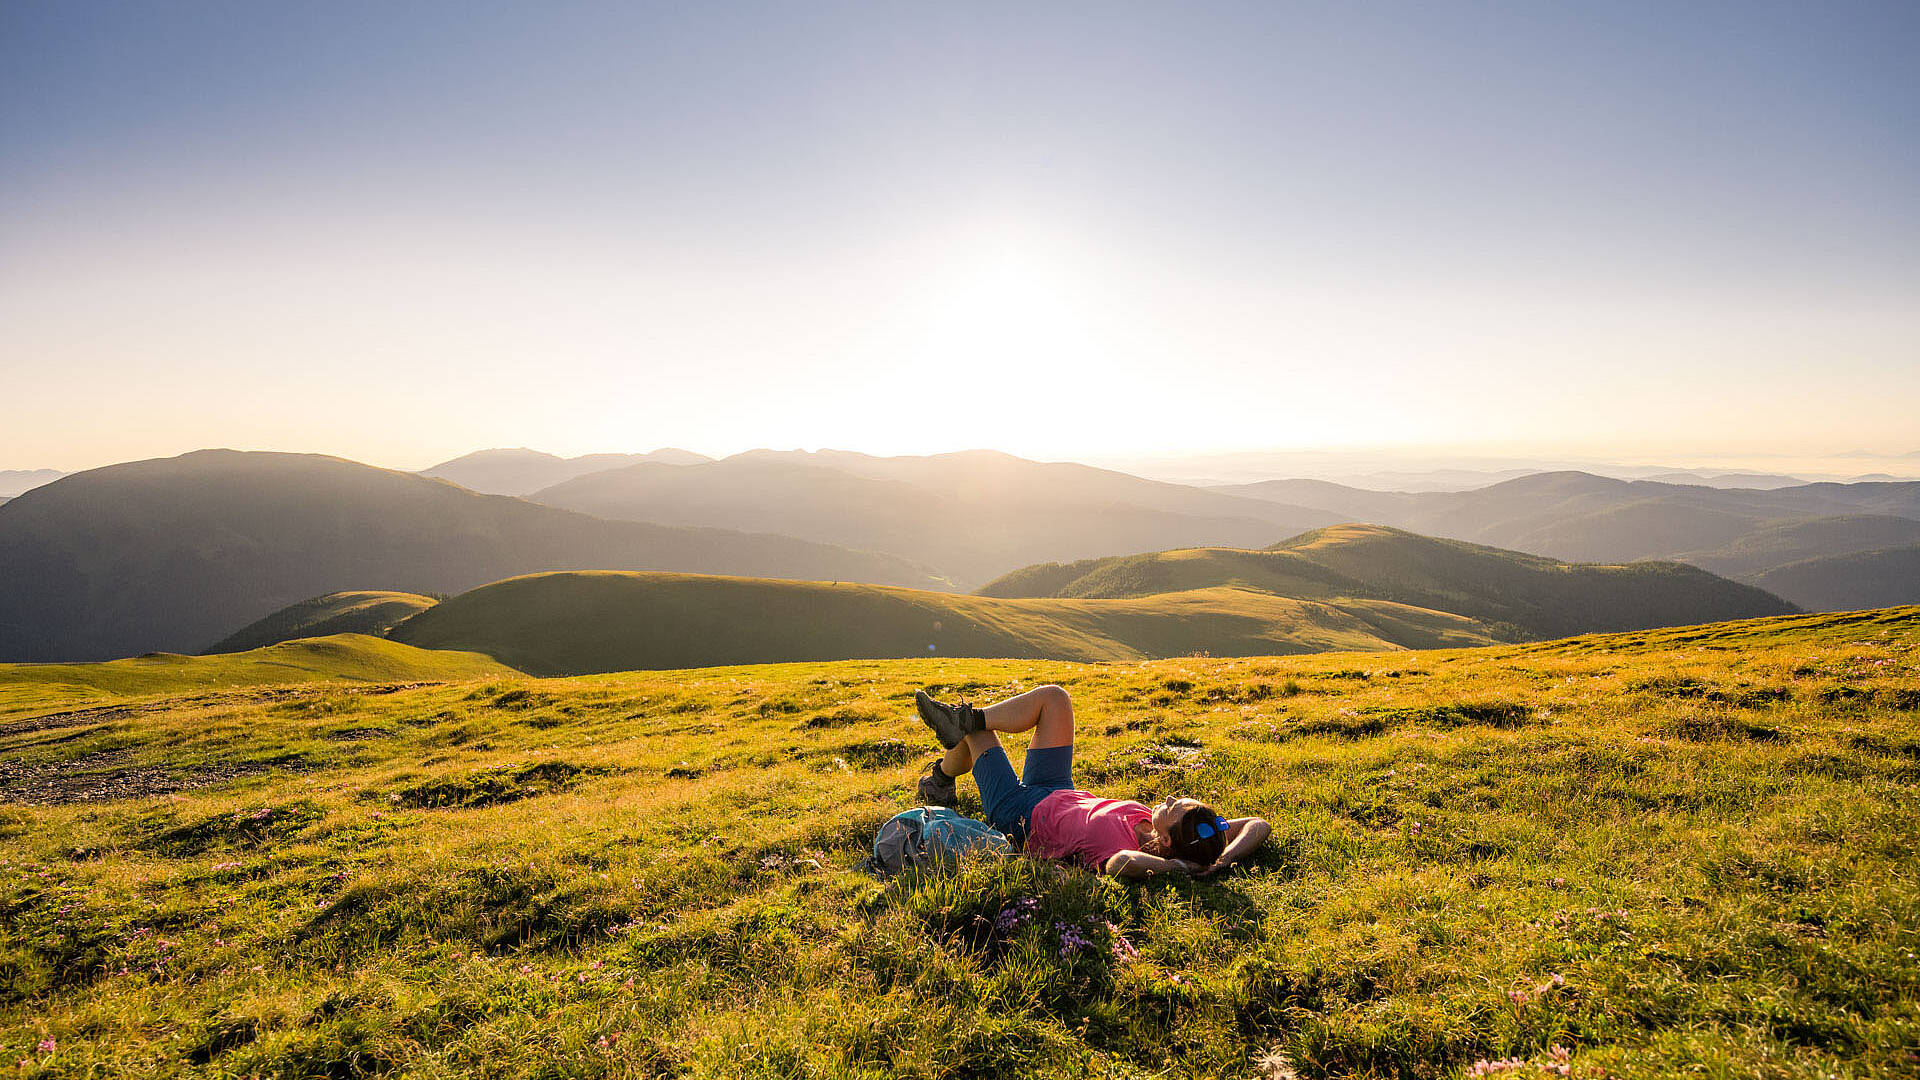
[0,747,299,805]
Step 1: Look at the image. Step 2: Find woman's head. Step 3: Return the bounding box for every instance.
[1145,796,1228,867]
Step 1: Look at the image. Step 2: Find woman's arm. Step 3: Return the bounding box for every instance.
[1102,849,1201,880]
[1201,816,1271,876]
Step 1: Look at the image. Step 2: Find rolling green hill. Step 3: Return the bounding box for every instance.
[0,633,515,718]
[0,450,947,662]
[528,450,1338,588]
[2,608,1917,1077]
[979,523,1797,639]
[1220,471,1920,608]
[202,591,440,654]
[387,570,1497,675]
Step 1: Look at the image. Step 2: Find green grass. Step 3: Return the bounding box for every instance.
[387,571,1497,675]
[1,608,1918,1077]
[0,634,517,718]
[204,592,441,655]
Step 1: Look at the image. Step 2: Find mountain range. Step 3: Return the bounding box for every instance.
[525,449,1338,588]
[0,450,942,661]
[420,447,713,495]
[1218,472,1920,610]
[2,445,1908,664]
[0,469,65,498]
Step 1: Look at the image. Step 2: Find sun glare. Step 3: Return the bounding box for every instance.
[907,241,1105,389]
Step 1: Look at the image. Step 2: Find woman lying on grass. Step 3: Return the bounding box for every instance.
[915,684,1270,880]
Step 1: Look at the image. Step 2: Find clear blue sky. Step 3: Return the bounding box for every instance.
[3,1,1915,470]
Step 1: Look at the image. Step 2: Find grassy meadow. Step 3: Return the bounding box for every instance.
[1,610,1918,1077]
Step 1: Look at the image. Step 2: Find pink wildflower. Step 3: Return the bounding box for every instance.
[35,1040,54,1055]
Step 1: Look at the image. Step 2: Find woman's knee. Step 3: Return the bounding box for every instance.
[1035,684,1072,713]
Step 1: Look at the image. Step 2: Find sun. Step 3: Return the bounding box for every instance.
[906,239,1104,388]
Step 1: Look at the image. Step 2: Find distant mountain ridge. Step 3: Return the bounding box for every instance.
[1218,471,1920,610]
[980,523,1796,640]
[0,469,64,498]
[421,447,712,495]
[0,450,944,662]
[1750,547,1920,612]
[529,449,1339,588]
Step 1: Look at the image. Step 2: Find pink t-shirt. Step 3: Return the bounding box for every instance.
[1026,790,1152,871]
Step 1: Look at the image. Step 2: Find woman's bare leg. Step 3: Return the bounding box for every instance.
[940,732,992,778]
[936,685,1073,777]
[984,684,1074,747]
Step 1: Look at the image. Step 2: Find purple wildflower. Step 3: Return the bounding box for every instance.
[994,897,1040,932]
[1054,920,1093,956]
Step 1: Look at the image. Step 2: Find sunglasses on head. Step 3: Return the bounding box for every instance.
[1193,816,1229,840]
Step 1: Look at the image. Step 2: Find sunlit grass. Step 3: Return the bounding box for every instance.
[1,609,1916,1077]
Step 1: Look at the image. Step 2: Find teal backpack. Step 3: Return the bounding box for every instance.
[869,806,1010,873]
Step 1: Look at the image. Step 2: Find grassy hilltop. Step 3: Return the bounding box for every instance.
[0,635,515,720]
[1,609,1917,1077]
[387,570,1497,675]
[980,524,1796,639]
[203,592,441,655]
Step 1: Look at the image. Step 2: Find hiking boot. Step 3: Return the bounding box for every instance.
[916,689,986,749]
[918,760,958,808]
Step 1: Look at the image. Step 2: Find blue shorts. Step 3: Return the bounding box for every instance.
[972,743,1074,843]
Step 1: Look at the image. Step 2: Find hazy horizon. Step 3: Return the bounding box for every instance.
[4,2,1916,471]
[6,442,1919,490]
